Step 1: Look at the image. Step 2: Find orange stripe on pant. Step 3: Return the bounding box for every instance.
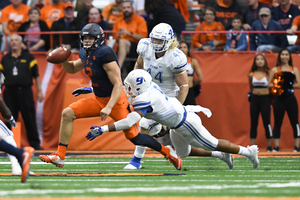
[69,90,138,140]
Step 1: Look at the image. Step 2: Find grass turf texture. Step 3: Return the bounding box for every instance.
[0,155,300,198]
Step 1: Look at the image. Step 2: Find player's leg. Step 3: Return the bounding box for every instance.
[110,92,181,170]
[39,97,101,167]
[0,138,34,183]
[178,112,259,168]
[0,121,22,174]
[117,39,131,68]
[124,119,162,169]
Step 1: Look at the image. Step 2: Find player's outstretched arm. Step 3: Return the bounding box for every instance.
[86,111,143,141]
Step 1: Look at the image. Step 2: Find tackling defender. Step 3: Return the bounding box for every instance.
[124,23,189,169]
[39,23,182,170]
[86,69,260,169]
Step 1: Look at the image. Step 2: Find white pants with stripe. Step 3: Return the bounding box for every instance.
[170,112,218,158]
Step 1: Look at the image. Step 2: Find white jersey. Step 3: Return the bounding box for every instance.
[133,83,186,128]
[137,38,187,97]
[132,83,219,154]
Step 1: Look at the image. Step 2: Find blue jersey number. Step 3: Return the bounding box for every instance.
[147,68,163,83]
[136,77,143,85]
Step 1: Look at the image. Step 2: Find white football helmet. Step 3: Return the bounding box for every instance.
[149,23,174,52]
[124,69,152,97]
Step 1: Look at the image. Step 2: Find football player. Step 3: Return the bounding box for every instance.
[87,69,260,169]
[0,87,35,176]
[124,23,189,169]
[39,23,182,170]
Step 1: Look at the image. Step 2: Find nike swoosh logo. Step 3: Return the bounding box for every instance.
[23,152,29,166]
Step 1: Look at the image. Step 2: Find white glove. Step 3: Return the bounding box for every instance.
[185,105,212,118]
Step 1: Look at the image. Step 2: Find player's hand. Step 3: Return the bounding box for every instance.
[72,87,93,97]
[86,126,103,141]
[5,116,17,127]
[153,128,170,138]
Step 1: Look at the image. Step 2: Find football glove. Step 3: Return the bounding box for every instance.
[72,87,93,97]
[86,126,103,141]
[5,116,17,127]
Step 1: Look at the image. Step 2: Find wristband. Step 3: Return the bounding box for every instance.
[101,125,109,132]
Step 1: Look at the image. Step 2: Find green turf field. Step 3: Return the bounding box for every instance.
[0,154,300,198]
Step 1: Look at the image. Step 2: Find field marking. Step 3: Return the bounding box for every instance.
[0,172,184,177]
[1,182,300,196]
[1,198,300,200]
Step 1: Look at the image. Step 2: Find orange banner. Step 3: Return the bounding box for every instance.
[1,53,299,151]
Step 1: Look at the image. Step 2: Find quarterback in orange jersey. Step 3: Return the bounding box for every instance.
[39,23,182,170]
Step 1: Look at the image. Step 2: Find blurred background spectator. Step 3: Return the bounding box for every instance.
[287,15,300,53]
[76,0,94,25]
[112,0,147,73]
[243,0,270,31]
[18,7,50,52]
[179,40,203,106]
[108,5,121,29]
[250,7,288,52]
[145,0,186,40]
[51,2,81,50]
[192,7,226,51]
[213,0,243,30]
[0,0,31,52]
[272,0,300,30]
[108,0,145,16]
[81,7,110,31]
[225,14,247,51]
[102,0,123,21]
[40,0,65,29]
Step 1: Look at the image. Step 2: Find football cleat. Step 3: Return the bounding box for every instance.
[123,163,142,170]
[20,147,35,183]
[247,145,259,168]
[39,153,65,168]
[166,145,182,170]
[220,152,233,169]
[123,156,142,170]
[12,163,34,175]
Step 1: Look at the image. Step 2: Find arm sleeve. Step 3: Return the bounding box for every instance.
[114,111,142,131]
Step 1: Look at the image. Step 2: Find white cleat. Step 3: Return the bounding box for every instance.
[39,153,65,168]
[220,152,233,169]
[123,163,142,170]
[247,145,259,168]
[12,164,34,175]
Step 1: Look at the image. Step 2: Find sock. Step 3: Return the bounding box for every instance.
[211,151,223,159]
[238,146,251,157]
[134,146,147,158]
[2,135,20,167]
[57,144,67,160]
[0,139,23,164]
[159,145,169,157]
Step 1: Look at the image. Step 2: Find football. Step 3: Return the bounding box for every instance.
[46,47,71,64]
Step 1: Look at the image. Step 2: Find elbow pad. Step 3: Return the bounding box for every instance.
[114,112,142,131]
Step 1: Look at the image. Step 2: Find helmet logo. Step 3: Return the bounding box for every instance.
[136,77,144,85]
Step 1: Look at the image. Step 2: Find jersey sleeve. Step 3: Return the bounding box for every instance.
[98,47,118,64]
[132,93,151,110]
[169,48,188,73]
[136,38,151,59]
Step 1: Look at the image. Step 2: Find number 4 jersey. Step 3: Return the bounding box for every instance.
[137,38,187,97]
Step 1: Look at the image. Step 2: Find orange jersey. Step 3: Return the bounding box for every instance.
[113,13,148,43]
[69,90,138,140]
[192,21,226,49]
[259,0,273,5]
[172,0,190,22]
[102,3,123,20]
[292,15,300,45]
[108,15,119,22]
[0,4,31,33]
[40,3,65,28]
